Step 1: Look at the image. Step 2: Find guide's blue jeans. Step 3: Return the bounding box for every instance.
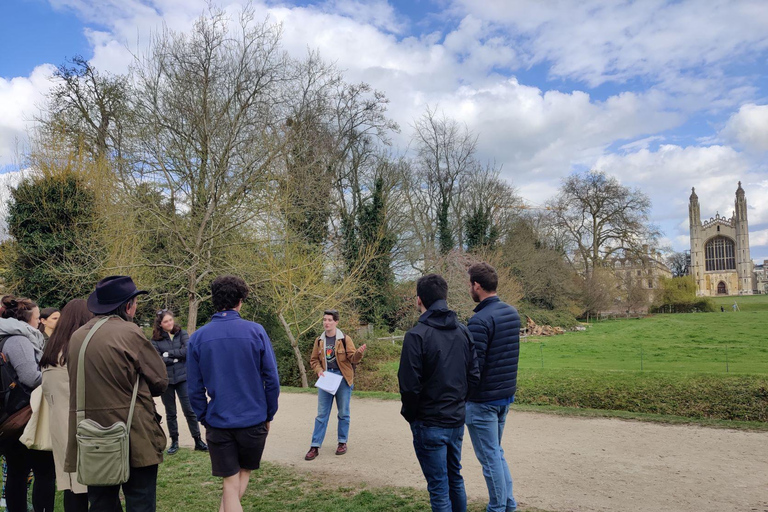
[410,421,467,512]
[310,369,351,447]
[465,402,517,512]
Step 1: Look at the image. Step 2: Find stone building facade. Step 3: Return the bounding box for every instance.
[688,182,753,296]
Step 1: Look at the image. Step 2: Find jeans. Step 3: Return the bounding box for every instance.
[410,422,467,512]
[465,402,517,512]
[88,464,158,512]
[3,442,56,512]
[310,369,351,447]
[161,380,201,440]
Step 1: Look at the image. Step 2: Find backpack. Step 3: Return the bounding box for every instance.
[0,337,33,444]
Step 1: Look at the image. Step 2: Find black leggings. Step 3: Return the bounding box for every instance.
[63,489,89,512]
[3,442,56,512]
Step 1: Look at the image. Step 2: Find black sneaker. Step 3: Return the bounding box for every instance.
[194,437,208,452]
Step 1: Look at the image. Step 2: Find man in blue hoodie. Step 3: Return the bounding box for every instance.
[188,275,280,512]
[399,274,479,512]
[465,263,521,512]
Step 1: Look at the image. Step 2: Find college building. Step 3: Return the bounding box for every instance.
[688,182,753,296]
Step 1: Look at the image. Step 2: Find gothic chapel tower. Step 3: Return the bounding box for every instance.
[688,182,753,296]
[735,182,752,294]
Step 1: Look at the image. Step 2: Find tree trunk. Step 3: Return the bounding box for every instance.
[278,312,309,388]
[187,275,199,334]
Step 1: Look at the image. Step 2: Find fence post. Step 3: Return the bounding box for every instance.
[540,343,544,368]
[725,345,729,373]
[640,346,643,371]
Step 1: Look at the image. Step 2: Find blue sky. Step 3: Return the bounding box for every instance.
[1,0,768,264]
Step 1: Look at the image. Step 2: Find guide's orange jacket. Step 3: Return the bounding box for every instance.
[309,328,364,386]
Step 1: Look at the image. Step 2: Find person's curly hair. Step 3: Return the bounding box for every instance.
[211,275,249,312]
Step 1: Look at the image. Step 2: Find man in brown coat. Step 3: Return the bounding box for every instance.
[65,276,168,512]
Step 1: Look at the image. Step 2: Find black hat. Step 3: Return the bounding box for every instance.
[87,276,148,315]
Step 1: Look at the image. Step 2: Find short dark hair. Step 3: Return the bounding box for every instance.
[416,274,448,309]
[211,275,249,312]
[468,263,498,292]
[323,309,339,322]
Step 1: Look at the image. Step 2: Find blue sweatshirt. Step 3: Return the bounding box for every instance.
[187,311,280,429]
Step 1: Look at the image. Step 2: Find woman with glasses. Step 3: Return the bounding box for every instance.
[150,310,207,454]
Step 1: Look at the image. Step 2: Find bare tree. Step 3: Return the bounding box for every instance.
[126,6,288,331]
[39,56,130,162]
[666,251,689,277]
[411,106,478,256]
[548,171,659,275]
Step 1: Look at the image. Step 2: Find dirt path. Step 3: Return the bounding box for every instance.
[158,393,768,512]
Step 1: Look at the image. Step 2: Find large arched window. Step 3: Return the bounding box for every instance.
[705,236,736,271]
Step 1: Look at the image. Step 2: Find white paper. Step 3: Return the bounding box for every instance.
[314,371,343,395]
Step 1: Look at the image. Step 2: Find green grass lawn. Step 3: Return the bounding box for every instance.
[354,301,768,422]
[52,449,550,512]
[520,310,768,374]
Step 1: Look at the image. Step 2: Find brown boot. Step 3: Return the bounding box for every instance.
[335,442,347,455]
[305,447,319,460]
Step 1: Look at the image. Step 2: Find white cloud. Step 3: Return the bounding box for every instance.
[721,104,768,152]
[0,65,56,166]
[452,0,768,89]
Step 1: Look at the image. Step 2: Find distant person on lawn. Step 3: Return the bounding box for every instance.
[304,309,366,460]
[188,275,280,512]
[399,274,479,512]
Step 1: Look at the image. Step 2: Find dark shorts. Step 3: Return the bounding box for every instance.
[206,422,269,477]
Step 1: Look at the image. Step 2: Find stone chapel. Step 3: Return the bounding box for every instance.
[688,182,753,296]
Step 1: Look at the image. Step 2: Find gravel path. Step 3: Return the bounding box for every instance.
[158,392,768,512]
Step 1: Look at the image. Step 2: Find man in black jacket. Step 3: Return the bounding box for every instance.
[399,274,479,512]
[465,263,521,512]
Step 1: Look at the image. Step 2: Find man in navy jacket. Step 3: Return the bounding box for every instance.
[465,263,521,512]
[188,275,280,512]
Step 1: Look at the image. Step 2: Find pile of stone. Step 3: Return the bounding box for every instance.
[524,316,565,337]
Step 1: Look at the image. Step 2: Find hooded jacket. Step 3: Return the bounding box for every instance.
[398,300,480,428]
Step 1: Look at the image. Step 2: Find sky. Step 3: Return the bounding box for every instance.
[1,0,767,263]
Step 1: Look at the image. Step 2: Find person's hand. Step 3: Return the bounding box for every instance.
[162,352,169,358]
[317,370,325,378]
[265,421,271,432]
[359,344,367,353]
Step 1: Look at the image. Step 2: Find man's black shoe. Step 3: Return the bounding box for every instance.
[194,436,208,451]
[167,440,179,455]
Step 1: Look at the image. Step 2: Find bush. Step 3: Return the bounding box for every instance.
[516,301,580,329]
[516,369,768,421]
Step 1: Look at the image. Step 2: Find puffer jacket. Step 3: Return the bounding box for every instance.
[467,296,521,402]
[151,329,189,385]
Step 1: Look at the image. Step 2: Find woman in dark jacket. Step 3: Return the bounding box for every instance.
[151,310,207,454]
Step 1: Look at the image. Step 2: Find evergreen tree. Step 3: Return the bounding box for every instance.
[3,173,103,307]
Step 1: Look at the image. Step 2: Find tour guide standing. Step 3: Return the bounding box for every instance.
[188,275,280,512]
[305,309,366,460]
[65,276,169,511]
[398,274,479,512]
[465,263,521,512]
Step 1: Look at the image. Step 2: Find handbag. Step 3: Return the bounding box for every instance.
[19,386,52,451]
[75,316,140,486]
